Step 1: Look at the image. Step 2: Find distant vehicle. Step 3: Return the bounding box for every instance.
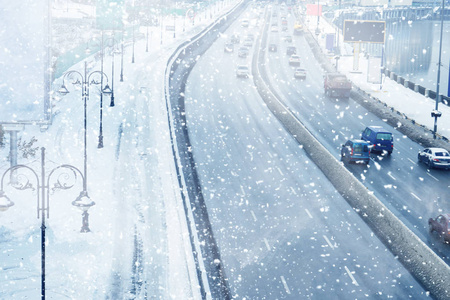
[341,140,371,164]
[268,43,277,52]
[231,34,240,44]
[429,214,450,243]
[284,35,292,42]
[238,47,249,58]
[418,148,450,169]
[361,126,393,155]
[289,55,300,66]
[224,43,234,53]
[323,72,351,98]
[282,25,288,32]
[247,33,255,41]
[294,68,306,79]
[294,22,303,35]
[236,65,249,78]
[243,38,253,47]
[238,47,249,57]
[286,46,296,55]
[282,19,288,26]
[271,25,279,32]
[241,19,249,27]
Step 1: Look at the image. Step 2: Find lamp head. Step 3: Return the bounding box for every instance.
[58,84,70,95]
[72,191,95,212]
[0,191,14,212]
[102,84,112,95]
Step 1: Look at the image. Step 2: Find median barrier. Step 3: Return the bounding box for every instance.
[253,10,450,300]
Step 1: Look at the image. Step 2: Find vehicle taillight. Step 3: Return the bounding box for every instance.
[433,158,440,162]
[351,148,353,156]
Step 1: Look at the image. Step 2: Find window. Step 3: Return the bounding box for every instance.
[376,133,392,141]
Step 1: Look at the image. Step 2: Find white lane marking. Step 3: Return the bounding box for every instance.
[407,158,416,165]
[280,276,291,294]
[323,235,335,250]
[264,238,271,251]
[317,111,323,116]
[411,193,422,201]
[290,187,297,195]
[328,121,333,126]
[240,186,246,196]
[339,131,346,136]
[277,167,284,176]
[305,209,313,219]
[387,171,396,181]
[345,266,359,286]
[360,122,365,127]
[251,210,257,222]
[268,152,273,158]
[426,173,439,182]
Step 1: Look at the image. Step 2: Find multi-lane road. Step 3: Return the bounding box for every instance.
[182,3,436,299]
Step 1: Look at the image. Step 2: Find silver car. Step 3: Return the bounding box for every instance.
[418,147,450,169]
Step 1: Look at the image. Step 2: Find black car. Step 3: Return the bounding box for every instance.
[286,46,296,56]
[269,44,277,52]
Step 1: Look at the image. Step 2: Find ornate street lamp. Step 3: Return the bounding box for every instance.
[0,147,93,299]
[58,61,112,180]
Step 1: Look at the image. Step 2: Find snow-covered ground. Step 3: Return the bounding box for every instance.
[0,1,237,299]
[1,2,449,299]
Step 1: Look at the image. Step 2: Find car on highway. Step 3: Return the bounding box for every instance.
[271,25,279,32]
[238,47,249,58]
[341,140,371,164]
[294,68,306,79]
[284,35,292,43]
[428,214,450,243]
[243,38,253,47]
[231,34,240,44]
[268,43,277,52]
[361,126,393,155]
[417,147,450,169]
[289,55,300,66]
[224,43,234,53]
[286,46,296,56]
[241,19,249,27]
[236,65,249,78]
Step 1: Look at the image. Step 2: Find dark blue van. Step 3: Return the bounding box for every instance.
[361,126,393,155]
[341,139,371,164]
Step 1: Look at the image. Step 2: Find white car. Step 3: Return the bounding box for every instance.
[418,147,450,169]
[236,65,249,78]
[294,68,306,79]
[241,19,249,27]
[271,25,278,32]
[289,55,301,66]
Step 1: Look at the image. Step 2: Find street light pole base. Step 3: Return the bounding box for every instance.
[80,211,91,233]
[98,136,104,149]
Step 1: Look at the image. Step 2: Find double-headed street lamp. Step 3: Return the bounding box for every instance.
[0,147,94,300]
[58,61,112,176]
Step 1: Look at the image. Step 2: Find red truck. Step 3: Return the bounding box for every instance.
[324,73,352,98]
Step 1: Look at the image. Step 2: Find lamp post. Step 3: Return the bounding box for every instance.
[58,61,112,180]
[120,30,124,82]
[433,0,445,139]
[0,147,94,300]
[104,36,120,108]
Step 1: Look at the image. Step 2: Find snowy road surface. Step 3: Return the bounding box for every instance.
[183,5,429,299]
